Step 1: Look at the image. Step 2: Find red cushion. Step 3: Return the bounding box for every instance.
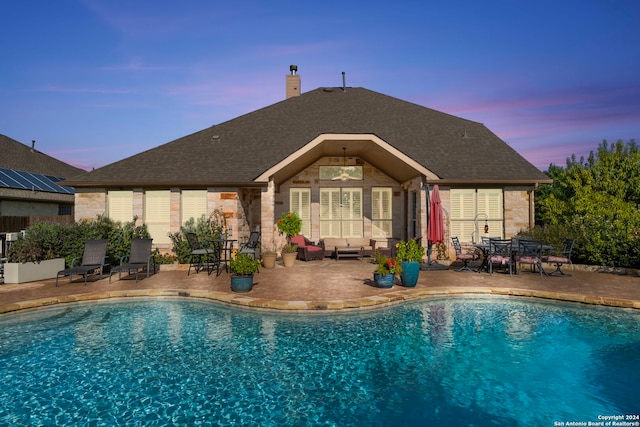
[545,256,569,263]
[307,246,323,252]
[290,235,307,248]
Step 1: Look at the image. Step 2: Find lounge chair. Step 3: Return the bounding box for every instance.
[290,234,324,261]
[452,236,478,272]
[109,238,155,283]
[186,233,222,276]
[55,239,109,286]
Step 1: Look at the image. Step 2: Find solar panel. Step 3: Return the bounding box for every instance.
[0,168,74,194]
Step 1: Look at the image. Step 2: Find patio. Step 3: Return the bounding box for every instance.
[1,259,639,314]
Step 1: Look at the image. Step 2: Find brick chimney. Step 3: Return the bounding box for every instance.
[286,65,300,99]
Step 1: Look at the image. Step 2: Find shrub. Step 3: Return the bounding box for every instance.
[6,216,151,267]
[169,210,227,263]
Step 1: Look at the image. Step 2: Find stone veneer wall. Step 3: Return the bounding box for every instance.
[504,186,534,237]
[275,156,403,243]
[74,188,106,222]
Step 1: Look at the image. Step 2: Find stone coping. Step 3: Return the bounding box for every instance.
[2,285,639,316]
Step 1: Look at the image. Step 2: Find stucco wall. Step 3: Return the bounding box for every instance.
[0,200,60,216]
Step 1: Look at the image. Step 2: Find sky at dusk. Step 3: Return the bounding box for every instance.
[1,0,639,172]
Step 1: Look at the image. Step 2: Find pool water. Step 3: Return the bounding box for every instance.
[0,298,638,426]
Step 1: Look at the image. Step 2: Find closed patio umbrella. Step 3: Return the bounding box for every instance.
[426,184,445,268]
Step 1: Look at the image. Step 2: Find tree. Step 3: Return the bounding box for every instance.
[536,140,640,268]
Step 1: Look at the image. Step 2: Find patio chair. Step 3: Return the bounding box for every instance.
[55,239,109,286]
[542,238,575,277]
[514,239,544,276]
[290,234,324,261]
[452,236,478,272]
[239,231,261,259]
[487,238,513,275]
[186,233,222,276]
[109,238,155,283]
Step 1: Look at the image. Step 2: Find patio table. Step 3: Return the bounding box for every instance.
[474,240,553,275]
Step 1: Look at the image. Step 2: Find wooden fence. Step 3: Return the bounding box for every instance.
[0,215,75,232]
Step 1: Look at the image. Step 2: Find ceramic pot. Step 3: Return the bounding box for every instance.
[400,261,420,287]
[231,275,253,293]
[374,272,395,288]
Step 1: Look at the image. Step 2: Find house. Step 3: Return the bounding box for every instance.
[0,134,84,258]
[65,67,552,256]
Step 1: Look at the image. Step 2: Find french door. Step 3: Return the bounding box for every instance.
[319,188,363,238]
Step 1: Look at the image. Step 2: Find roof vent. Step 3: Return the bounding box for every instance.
[31,140,36,152]
[289,64,298,75]
[341,72,346,91]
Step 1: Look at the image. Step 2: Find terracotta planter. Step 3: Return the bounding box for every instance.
[262,252,277,269]
[281,252,297,267]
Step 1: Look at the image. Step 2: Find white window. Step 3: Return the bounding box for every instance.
[372,187,393,238]
[145,190,171,245]
[450,189,503,243]
[181,190,207,225]
[107,190,133,223]
[319,188,363,238]
[290,188,311,237]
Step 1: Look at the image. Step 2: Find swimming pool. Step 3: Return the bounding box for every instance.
[0,298,638,426]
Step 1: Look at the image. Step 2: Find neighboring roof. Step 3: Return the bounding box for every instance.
[0,134,86,178]
[65,87,551,187]
[0,167,75,194]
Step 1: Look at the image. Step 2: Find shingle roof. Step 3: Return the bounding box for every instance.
[65,87,550,186]
[0,134,85,178]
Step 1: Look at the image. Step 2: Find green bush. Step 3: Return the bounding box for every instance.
[7,216,151,268]
[169,210,227,263]
[535,140,640,268]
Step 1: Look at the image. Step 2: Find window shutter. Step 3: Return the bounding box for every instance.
[372,188,392,238]
[145,190,170,244]
[181,190,207,225]
[290,188,311,237]
[108,191,133,223]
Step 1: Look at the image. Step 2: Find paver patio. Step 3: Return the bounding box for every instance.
[1,259,639,314]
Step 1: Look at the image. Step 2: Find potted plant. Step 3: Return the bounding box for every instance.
[395,239,425,287]
[229,250,261,292]
[4,233,65,284]
[373,251,399,288]
[280,243,298,267]
[261,244,278,269]
[276,211,302,240]
[277,211,302,267]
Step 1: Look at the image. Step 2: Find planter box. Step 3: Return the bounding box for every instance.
[3,258,66,284]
